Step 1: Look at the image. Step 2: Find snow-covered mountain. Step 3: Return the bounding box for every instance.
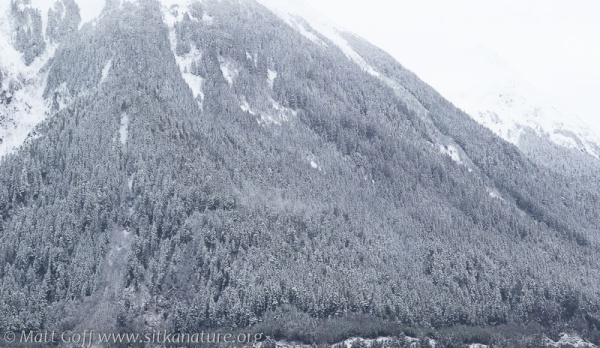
[256,1,600,167]
[407,42,600,161]
[2,0,600,345]
[206,0,600,173]
[1,0,428,160]
[2,0,599,169]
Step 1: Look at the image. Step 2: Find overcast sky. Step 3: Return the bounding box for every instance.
[302,0,600,129]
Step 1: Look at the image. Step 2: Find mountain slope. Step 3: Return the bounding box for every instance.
[0,0,93,159]
[0,0,599,345]
[389,41,600,178]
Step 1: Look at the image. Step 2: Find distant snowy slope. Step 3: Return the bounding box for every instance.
[405,42,600,160]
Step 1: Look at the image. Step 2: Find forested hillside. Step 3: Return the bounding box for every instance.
[0,0,599,346]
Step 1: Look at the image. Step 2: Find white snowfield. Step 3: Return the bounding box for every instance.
[100,57,112,84]
[119,112,129,145]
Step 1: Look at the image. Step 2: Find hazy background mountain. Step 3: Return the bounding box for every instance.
[0,0,599,347]
[391,41,600,180]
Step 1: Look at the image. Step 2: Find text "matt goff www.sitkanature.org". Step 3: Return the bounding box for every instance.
[3,330,264,346]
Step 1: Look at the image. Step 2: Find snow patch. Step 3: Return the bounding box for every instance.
[254,2,325,46]
[9,0,104,37]
[257,0,378,75]
[201,12,213,25]
[267,69,277,89]
[271,99,297,116]
[545,333,597,348]
[487,187,503,200]
[244,51,258,67]
[239,96,256,115]
[378,74,428,117]
[51,82,73,111]
[439,144,462,165]
[18,0,50,35]
[73,0,105,29]
[549,131,580,149]
[106,225,133,270]
[241,97,296,126]
[119,112,129,145]
[0,0,107,159]
[0,75,49,160]
[162,0,201,26]
[175,46,205,108]
[257,99,296,125]
[306,154,320,170]
[100,58,112,84]
[292,19,325,46]
[218,55,239,87]
[182,70,204,107]
[163,4,205,109]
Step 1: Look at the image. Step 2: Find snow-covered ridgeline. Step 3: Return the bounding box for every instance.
[255,0,428,120]
[255,0,378,76]
[256,1,600,160]
[413,43,600,159]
